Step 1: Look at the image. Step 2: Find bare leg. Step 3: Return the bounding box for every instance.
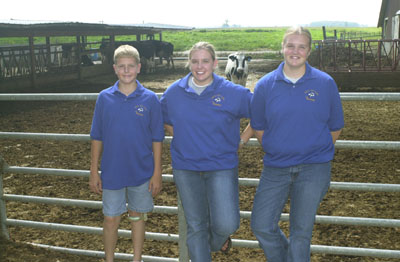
[129,210,146,262]
[103,215,121,262]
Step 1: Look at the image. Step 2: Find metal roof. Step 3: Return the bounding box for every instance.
[0,20,193,38]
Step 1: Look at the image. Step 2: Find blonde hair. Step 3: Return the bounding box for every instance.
[113,45,140,64]
[282,26,312,49]
[188,41,216,61]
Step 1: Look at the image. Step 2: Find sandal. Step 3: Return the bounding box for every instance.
[220,236,232,253]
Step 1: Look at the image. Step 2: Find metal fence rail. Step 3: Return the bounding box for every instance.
[1,93,400,261]
[1,92,400,101]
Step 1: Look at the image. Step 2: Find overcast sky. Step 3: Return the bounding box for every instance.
[3,0,382,28]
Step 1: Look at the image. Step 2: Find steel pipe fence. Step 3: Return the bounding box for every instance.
[1,93,400,261]
[4,194,400,228]
[1,92,400,101]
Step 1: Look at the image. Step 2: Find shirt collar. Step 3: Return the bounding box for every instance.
[178,73,222,94]
[276,62,316,83]
[111,80,145,98]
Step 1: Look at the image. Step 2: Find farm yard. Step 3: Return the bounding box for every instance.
[0,57,400,262]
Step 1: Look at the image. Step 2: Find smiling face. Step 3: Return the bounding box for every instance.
[282,33,311,71]
[189,49,218,86]
[113,56,141,86]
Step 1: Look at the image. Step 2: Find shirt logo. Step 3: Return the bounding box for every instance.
[211,94,225,107]
[305,89,319,102]
[135,105,147,116]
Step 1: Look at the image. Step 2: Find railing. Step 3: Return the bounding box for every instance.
[1,93,400,261]
[310,39,400,72]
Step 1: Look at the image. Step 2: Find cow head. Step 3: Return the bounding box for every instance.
[228,53,252,73]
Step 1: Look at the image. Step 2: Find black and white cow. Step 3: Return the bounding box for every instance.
[224,52,251,87]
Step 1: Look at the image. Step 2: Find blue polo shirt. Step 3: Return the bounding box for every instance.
[160,73,252,171]
[90,80,164,189]
[251,62,344,168]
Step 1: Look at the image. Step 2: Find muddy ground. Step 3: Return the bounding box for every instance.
[0,61,399,262]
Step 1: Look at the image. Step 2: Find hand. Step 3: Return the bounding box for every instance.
[149,172,162,197]
[89,170,102,194]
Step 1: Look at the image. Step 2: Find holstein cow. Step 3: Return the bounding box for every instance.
[224,52,251,87]
[145,40,174,68]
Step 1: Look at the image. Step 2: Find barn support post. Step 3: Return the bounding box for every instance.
[28,36,37,88]
[46,37,51,68]
[76,36,82,80]
[0,155,10,240]
[177,193,189,262]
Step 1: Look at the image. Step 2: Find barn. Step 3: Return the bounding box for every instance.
[378,0,400,39]
[0,21,192,91]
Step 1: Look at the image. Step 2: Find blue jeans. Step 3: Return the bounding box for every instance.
[173,168,240,262]
[251,162,331,262]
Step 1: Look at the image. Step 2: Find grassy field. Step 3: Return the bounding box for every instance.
[0,27,381,53]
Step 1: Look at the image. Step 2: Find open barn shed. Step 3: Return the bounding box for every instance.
[0,21,192,91]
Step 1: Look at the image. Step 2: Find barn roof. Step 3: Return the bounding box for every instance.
[0,20,193,38]
[377,0,388,27]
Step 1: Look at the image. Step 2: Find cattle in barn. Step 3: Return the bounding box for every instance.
[61,44,94,66]
[100,40,156,73]
[146,40,174,68]
[224,52,252,87]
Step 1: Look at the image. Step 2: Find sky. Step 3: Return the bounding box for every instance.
[2,0,382,28]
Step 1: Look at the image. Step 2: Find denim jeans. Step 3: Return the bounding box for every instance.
[173,168,240,262]
[251,162,331,262]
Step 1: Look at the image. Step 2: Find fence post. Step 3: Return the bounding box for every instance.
[0,155,10,239]
[177,193,189,262]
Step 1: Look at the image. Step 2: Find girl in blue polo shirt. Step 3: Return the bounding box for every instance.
[250,27,344,262]
[89,45,164,262]
[160,42,253,262]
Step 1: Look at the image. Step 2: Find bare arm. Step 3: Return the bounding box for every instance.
[89,139,103,194]
[331,129,342,144]
[254,130,264,144]
[149,141,162,197]
[164,124,174,136]
[239,123,255,149]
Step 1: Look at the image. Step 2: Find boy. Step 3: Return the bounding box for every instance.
[89,45,164,262]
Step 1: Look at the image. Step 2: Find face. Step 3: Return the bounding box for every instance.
[189,49,218,86]
[113,56,141,86]
[282,34,311,70]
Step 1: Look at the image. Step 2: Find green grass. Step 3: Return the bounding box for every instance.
[0,27,381,53]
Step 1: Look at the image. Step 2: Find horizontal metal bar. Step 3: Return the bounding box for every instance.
[0,92,400,101]
[335,140,400,150]
[0,132,90,141]
[239,211,400,227]
[28,241,400,260]
[2,166,175,183]
[340,93,400,101]
[310,244,400,259]
[1,132,399,150]
[5,194,399,228]
[5,219,179,242]
[3,166,399,192]
[29,243,179,262]
[6,219,400,259]
[238,178,400,192]
[330,181,400,192]
[3,194,178,215]
[0,93,99,101]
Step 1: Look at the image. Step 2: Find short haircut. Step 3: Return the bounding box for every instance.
[113,45,140,64]
[282,26,312,49]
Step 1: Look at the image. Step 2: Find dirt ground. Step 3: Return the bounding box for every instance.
[0,61,399,262]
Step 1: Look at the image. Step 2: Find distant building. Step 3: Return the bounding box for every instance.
[377,0,400,39]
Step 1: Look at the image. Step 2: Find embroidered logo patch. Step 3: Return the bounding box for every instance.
[134,105,147,116]
[211,94,225,107]
[304,89,319,102]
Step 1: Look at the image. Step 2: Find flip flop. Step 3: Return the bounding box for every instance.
[220,236,232,253]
